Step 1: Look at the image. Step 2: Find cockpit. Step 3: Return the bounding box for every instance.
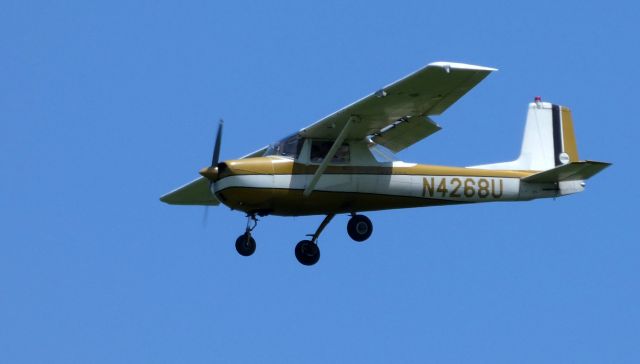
[264,133,351,163]
[263,133,396,164]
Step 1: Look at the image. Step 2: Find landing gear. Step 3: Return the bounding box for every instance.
[235,233,256,256]
[294,214,335,266]
[235,214,258,257]
[234,213,373,264]
[347,214,373,242]
[295,240,320,266]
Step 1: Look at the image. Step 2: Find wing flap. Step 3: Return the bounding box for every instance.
[522,161,611,183]
[160,177,219,205]
[371,116,441,153]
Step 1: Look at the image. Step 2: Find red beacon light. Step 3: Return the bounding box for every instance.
[534,96,542,102]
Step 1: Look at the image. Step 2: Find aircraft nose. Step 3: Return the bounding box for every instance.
[199,166,219,181]
[199,162,236,182]
[200,158,274,182]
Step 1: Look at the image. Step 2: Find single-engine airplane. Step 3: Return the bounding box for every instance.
[161,62,610,266]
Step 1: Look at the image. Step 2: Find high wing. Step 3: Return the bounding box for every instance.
[161,61,495,204]
[299,61,496,152]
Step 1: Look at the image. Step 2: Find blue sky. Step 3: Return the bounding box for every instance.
[1,0,638,362]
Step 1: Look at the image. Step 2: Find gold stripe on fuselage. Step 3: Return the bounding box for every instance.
[221,157,537,178]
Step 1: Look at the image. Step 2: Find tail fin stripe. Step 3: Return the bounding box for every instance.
[552,104,563,166]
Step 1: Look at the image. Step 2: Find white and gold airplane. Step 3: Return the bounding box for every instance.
[161,62,610,266]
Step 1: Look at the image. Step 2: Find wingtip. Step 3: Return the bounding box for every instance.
[428,61,498,72]
[585,160,613,167]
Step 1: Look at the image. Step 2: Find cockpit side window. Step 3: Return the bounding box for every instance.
[310,141,350,163]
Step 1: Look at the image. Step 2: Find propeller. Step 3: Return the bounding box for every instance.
[202,119,223,228]
[211,119,223,167]
[202,205,210,227]
[200,119,224,182]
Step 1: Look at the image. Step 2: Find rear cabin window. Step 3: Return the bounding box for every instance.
[310,141,350,163]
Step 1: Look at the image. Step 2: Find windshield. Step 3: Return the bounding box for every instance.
[264,134,304,159]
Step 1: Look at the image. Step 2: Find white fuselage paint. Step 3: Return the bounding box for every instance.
[214,173,557,203]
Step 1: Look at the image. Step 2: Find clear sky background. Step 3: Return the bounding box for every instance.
[1,1,638,363]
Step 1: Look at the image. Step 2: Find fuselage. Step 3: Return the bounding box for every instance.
[207,156,562,216]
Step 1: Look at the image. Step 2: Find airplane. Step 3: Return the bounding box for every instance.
[160,61,610,266]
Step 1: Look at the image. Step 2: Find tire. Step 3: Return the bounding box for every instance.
[294,240,320,266]
[235,233,256,256]
[347,215,373,242]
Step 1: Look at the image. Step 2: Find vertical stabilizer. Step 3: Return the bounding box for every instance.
[470,99,579,171]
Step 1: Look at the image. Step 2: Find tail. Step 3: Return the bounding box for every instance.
[473,99,597,171]
[471,98,610,194]
[519,100,579,169]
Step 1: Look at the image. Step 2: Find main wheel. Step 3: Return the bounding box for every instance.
[295,240,320,266]
[235,233,256,256]
[347,214,373,242]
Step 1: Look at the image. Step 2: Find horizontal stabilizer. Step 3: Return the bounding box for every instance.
[160,177,219,205]
[522,161,611,183]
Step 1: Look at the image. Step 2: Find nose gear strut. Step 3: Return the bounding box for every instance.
[235,213,258,256]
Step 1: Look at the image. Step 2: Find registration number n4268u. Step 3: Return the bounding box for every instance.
[422,177,504,199]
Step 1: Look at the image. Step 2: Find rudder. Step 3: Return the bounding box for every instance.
[557,104,579,164]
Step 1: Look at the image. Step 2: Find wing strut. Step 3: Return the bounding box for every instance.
[303,115,357,197]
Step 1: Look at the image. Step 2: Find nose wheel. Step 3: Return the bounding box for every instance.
[235,214,258,257]
[235,233,256,256]
[347,214,373,242]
